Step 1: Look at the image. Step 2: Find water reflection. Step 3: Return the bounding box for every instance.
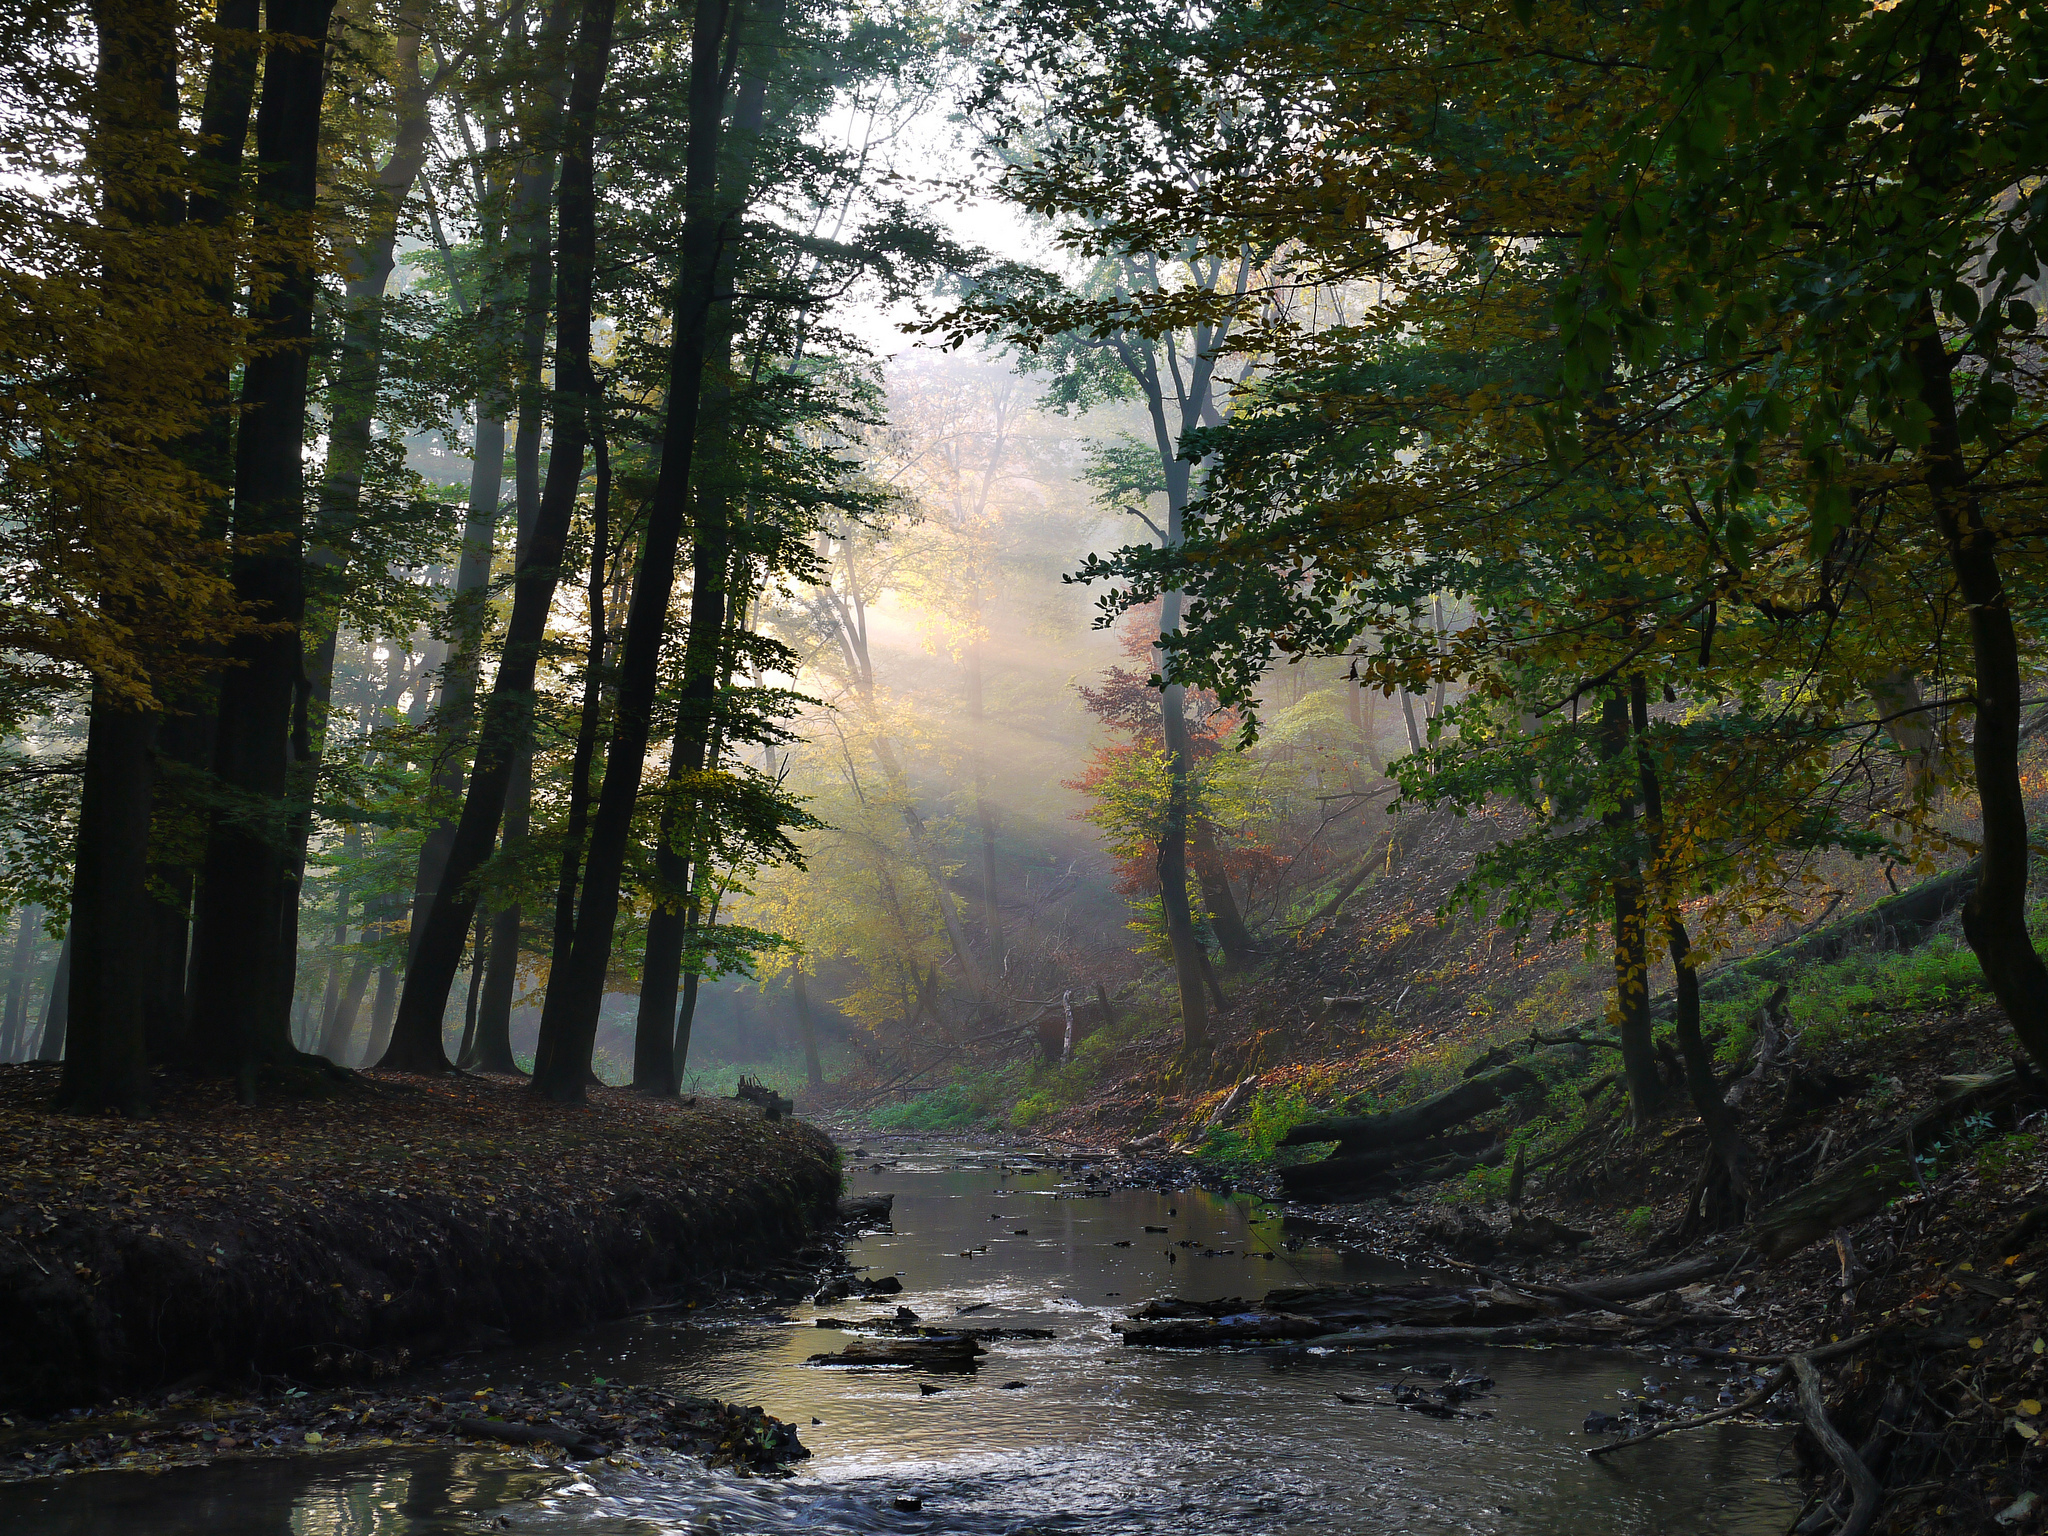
[0,1141,1804,1534]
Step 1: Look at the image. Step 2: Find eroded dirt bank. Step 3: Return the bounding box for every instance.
[0,1066,839,1413]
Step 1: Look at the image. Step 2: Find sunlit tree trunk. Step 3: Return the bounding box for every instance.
[533,0,743,1101]
[965,635,1002,962]
[1600,687,1658,1125]
[384,0,613,1072]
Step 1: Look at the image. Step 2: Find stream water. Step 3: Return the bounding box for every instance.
[1,1141,1805,1534]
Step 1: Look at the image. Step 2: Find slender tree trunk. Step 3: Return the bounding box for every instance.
[628,20,781,1094]
[383,0,611,1072]
[1910,303,2048,1070]
[533,0,735,1102]
[1191,816,1254,968]
[547,428,609,1018]
[1630,677,1748,1203]
[406,429,507,964]
[966,637,1001,960]
[473,0,579,1042]
[320,956,373,1063]
[1,907,38,1062]
[363,965,399,1064]
[185,0,337,1078]
[672,970,700,1084]
[1601,687,1658,1125]
[456,913,488,1067]
[1158,677,1209,1052]
[1399,689,1425,754]
[36,933,72,1062]
[792,964,823,1087]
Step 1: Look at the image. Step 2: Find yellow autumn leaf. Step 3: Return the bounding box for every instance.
[2020,1401,2042,1416]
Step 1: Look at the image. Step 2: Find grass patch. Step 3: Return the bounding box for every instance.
[867,1067,1026,1132]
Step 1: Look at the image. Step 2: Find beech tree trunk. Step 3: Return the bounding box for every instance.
[533,0,735,1102]
[35,933,71,1062]
[793,965,824,1087]
[1158,675,1210,1052]
[1600,687,1658,1126]
[547,429,609,1010]
[1630,677,1749,1206]
[382,0,612,1073]
[183,0,337,1078]
[1,907,38,1062]
[966,637,1002,959]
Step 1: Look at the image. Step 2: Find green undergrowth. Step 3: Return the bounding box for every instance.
[868,1066,1028,1132]
[1189,1084,1322,1174]
[681,1047,854,1102]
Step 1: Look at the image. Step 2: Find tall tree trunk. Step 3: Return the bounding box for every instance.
[473,0,579,1046]
[629,15,781,1095]
[406,428,507,965]
[456,913,488,1067]
[184,0,337,1078]
[36,933,72,1062]
[1,907,38,1062]
[1601,687,1658,1126]
[548,428,609,1026]
[1191,816,1254,969]
[1630,676,1748,1205]
[792,964,823,1088]
[60,0,186,1114]
[1911,301,2048,1070]
[320,956,373,1063]
[363,964,399,1064]
[382,0,610,1072]
[1158,676,1209,1053]
[532,0,735,1102]
[966,636,1002,961]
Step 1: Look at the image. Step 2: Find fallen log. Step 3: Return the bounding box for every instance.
[814,1318,1055,1342]
[1118,1282,1549,1346]
[1746,1070,2032,1261]
[1279,1061,1541,1155]
[1570,1251,1743,1302]
[1286,1319,1636,1350]
[454,1417,605,1459]
[1276,1130,1501,1198]
[805,1335,986,1372]
[735,1075,795,1120]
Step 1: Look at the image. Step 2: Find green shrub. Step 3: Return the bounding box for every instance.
[869,1068,1023,1132]
[1010,1092,1059,1129]
[1623,1205,1655,1242]
[1192,1084,1320,1173]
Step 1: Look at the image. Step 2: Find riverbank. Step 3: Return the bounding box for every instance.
[0,1066,840,1414]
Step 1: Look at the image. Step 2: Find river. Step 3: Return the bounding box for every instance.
[1,1140,1804,1533]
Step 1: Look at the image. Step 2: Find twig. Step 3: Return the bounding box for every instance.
[1509,1280,1652,1321]
[1587,1365,1789,1457]
[1588,1330,1887,1459]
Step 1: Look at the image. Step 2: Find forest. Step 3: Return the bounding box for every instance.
[4,0,2048,1532]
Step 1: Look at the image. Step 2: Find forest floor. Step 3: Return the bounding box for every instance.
[0,1068,840,1425]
